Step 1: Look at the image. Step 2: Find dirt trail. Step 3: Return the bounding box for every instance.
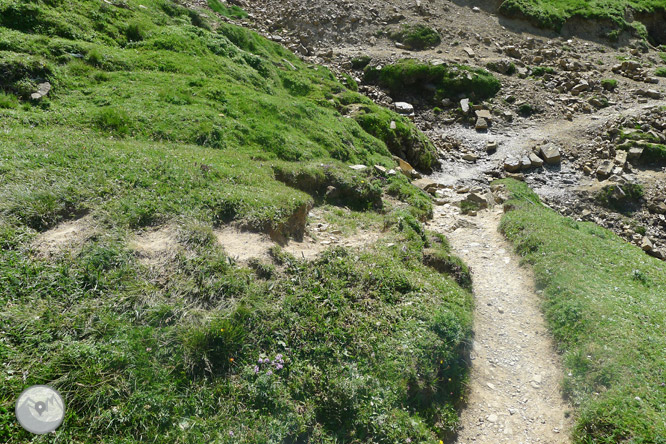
[430,206,573,443]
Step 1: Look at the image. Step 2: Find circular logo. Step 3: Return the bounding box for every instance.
[15,385,65,434]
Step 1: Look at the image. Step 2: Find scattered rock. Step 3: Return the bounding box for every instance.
[475,109,492,120]
[504,157,521,173]
[641,237,653,252]
[394,102,415,115]
[476,117,489,131]
[349,164,367,171]
[460,98,470,113]
[30,82,51,101]
[529,152,544,168]
[539,143,561,165]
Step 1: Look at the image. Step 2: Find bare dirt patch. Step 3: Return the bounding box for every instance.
[215,224,383,262]
[130,226,179,266]
[32,215,97,257]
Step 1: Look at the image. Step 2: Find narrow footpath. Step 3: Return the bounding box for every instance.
[430,206,573,443]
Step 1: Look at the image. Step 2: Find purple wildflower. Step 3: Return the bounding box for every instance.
[266,370,273,376]
[275,363,283,370]
[258,358,263,365]
[229,431,234,437]
[254,365,259,374]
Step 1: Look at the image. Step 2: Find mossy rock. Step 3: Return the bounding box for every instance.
[364,59,501,102]
[389,24,441,50]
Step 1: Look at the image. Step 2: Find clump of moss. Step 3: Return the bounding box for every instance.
[364,59,501,102]
[389,24,441,50]
[595,183,644,212]
[531,66,556,77]
[351,56,372,69]
[601,78,618,90]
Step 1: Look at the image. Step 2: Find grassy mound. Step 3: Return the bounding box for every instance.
[497,179,666,443]
[365,59,501,102]
[389,24,441,50]
[498,0,666,41]
[0,1,473,442]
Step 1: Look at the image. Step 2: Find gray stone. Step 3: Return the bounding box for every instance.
[615,151,627,168]
[645,89,661,99]
[475,109,492,120]
[394,102,414,115]
[504,157,521,173]
[628,147,644,160]
[462,152,479,162]
[466,192,490,209]
[486,141,498,153]
[641,237,653,252]
[349,164,368,171]
[475,117,489,131]
[374,165,387,174]
[520,156,532,170]
[463,47,475,57]
[596,160,613,179]
[529,152,544,167]
[412,178,439,193]
[460,98,470,113]
[539,143,561,164]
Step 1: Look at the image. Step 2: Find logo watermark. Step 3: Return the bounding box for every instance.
[15,385,65,434]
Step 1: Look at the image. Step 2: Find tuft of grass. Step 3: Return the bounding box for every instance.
[655,67,666,77]
[518,102,537,116]
[0,91,18,109]
[351,55,372,69]
[207,0,248,18]
[531,66,556,77]
[486,60,517,75]
[601,78,618,90]
[595,182,644,212]
[497,178,666,443]
[364,58,501,102]
[389,24,441,50]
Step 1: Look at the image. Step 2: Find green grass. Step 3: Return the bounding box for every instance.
[0,91,18,109]
[601,78,618,90]
[660,52,666,63]
[207,0,248,18]
[531,66,556,77]
[497,179,666,443]
[498,0,666,40]
[0,0,476,442]
[389,24,441,50]
[655,67,666,77]
[364,58,501,103]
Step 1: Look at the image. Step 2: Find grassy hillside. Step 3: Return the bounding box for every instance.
[498,0,666,40]
[497,179,666,443]
[0,0,474,442]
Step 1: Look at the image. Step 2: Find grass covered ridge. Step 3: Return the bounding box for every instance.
[498,0,666,41]
[0,0,475,442]
[497,179,666,443]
